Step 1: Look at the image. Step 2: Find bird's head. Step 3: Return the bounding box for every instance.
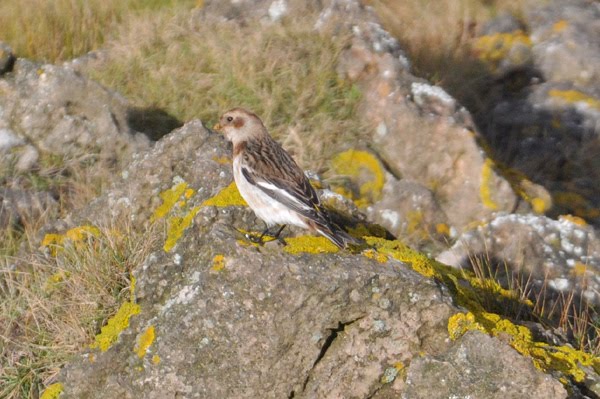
[214,108,268,145]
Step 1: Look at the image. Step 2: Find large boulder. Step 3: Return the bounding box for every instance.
[55,121,568,398]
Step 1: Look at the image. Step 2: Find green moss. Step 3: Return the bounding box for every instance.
[135,325,155,358]
[330,149,385,207]
[90,301,141,352]
[40,382,64,399]
[282,236,339,255]
[201,182,247,207]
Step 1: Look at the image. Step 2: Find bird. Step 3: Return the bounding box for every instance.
[213,107,358,249]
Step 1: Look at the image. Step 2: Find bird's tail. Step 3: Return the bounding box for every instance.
[311,219,363,249]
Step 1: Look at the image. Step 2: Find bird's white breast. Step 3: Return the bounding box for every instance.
[233,156,308,228]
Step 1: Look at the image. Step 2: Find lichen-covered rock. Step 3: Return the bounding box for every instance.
[0,188,58,229]
[367,177,451,252]
[323,0,518,233]
[56,120,571,399]
[0,59,149,162]
[437,213,600,307]
[404,331,566,399]
[473,0,600,225]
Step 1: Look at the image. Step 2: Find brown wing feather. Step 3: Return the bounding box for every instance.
[242,137,321,211]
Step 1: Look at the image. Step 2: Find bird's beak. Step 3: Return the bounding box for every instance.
[213,123,222,132]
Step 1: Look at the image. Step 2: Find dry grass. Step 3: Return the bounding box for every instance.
[0,219,158,399]
[82,12,363,170]
[369,0,532,111]
[467,249,600,355]
[0,0,196,62]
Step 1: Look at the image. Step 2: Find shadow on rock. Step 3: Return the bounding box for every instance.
[126,107,183,141]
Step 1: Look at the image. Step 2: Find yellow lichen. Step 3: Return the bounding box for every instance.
[42,225,101,256]
[365,236,448,278]
[135,325,156,358]
[65,225,101,241]
[480,158,499,210]
[363,249,388,263]
[406,210,428,239]
[473,30,532,68]
[283,236,340,255]
[152,354,161,365]
[572,262,588,277]
[330,149,385,207]
[448,311,600,382]
[435,223,450,236]
[531,197,549,214]
[211,254,226,272]
[40,383,64,399]
[549,89,600,110]
[552,20,568,33]
[151,182,191,222]
[90,302,141,352]
[560,214,587,226]
[211,155,231,165]
[201,182,248,207]
[164,206,201,252]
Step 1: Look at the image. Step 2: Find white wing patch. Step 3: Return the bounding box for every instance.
[256,181,312,211]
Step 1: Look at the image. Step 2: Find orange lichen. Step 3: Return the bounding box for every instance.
[480,159,499,210]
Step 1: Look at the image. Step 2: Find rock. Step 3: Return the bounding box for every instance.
[325,0,518,232]
[404,331,566,399]
[437,213,600,307]
[0,127,24,151]
[56,121,570,398]
[15,144,39,172]
[0,59,150,165]
[367,178,450,251]
[472,0,600,225]
[0,188,58,228]
[0,42,15,75]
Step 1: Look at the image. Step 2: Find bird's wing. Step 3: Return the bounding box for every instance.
[241,138,326,222]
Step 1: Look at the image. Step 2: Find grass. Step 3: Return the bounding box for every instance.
[368,0,532,112]
[466,248,600,355]
[82,11,364,170]
[0,0,197,62]
[0,219,158,399]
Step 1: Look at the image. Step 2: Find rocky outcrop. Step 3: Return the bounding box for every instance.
[56,121,570,399]
[472,0,600,225]
[321,0,519,239]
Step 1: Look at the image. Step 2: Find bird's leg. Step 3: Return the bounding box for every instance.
[246,224,287,245]
[271,225,287,245]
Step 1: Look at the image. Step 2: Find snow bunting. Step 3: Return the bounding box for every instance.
[214,107,358,249]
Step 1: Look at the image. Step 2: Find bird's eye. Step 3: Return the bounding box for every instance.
[226,116,234,122]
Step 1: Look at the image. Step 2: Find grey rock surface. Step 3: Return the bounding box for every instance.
[57,121,567,399]
[438,213,600,307]
[325,0,518,234]
[404,331,566,399]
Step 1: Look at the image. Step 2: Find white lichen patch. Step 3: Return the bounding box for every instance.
[411,82,456,108]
